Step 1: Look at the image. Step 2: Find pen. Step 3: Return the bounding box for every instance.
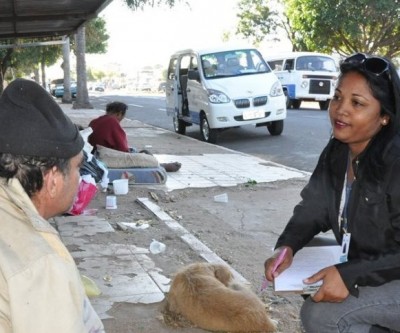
[271,247,288,275]
[260,276,269,292]
[261,247,288,291]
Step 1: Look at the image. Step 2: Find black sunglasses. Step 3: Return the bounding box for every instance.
[342,52,390,78]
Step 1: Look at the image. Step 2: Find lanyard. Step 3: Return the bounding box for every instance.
[338,158,353,233]
[338,156,352,262]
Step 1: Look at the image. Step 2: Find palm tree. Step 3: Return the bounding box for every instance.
[73,25,92,109]
[62,36,73,103]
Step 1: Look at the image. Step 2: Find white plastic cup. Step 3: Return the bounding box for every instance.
[214,193,228,203]
[149,239,166,254]
[106,195,117,209]
[113,179,129,195]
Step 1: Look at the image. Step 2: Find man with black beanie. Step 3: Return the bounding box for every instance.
[0,79,104,332]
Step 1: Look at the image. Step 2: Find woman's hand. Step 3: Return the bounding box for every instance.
[304,265,349,302]
[264,246,293,282]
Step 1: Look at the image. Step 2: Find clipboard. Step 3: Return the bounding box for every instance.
[274,245,342,294]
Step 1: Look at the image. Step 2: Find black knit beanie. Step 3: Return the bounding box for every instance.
[0,78,83,158]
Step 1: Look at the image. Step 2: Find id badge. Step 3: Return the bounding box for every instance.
[339,233,351,263]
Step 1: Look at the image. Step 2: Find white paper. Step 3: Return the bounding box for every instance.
[274,245,342,293]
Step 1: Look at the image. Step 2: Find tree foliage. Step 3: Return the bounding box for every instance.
[236,0,278,44]
[13,43,61,77]
[285,0,400,57]
[0,16,109,94]
[71,17,109,54]
[123,0,179,10]
[236,0,400,58]
[0,39,61,91]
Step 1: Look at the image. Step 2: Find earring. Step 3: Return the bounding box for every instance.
[383,120,387,125]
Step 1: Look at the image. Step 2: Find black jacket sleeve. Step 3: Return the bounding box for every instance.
[275,144,335,253]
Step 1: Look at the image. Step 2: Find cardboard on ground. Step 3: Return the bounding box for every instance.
[274,245,342,294]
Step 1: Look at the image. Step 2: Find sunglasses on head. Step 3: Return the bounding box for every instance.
[342,52,390,78]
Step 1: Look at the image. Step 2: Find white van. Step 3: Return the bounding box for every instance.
[265,52,338,110]
[165,46,286,143]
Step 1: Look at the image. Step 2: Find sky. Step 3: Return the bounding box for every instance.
[92,0,241,70]
[86,0,291,74]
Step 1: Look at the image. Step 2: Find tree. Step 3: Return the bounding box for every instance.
[69,17,109,108]
[0,39,61,93]
[70,17,109,54]
[236,0,279,44]
[86,18,109,53]
[73,26,92,109]
[236,0,400,58]
[0,16,109,96]
[62,37,73,104]
[284,0,400,57]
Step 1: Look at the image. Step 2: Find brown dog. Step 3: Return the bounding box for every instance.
[166,262,276,332]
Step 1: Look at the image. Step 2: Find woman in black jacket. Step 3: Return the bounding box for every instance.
[264,53,400,333]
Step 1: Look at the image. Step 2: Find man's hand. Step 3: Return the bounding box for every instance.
[304,266,349,302]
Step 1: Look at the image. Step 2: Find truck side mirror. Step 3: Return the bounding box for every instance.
[188,69,200,82]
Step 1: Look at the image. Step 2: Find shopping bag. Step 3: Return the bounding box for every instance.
[69,175,98,215]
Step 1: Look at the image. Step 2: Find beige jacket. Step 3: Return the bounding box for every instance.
[0,178,104,332]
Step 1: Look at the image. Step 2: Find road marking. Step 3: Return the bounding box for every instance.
[128,103,144,108]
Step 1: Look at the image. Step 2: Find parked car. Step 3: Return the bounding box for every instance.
[89,82,105,92]
[54,82,77,98]
[50,78,64,96]
[94,85,105,92]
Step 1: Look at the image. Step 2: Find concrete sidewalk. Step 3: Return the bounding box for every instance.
[57,103,309,326]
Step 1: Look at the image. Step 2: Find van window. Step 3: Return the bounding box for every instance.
[268,60,284,71]
[296,55,336,72]
[200,49,270,79]
[167,58,177,80]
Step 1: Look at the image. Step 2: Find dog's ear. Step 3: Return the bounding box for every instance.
[213,264,233,286]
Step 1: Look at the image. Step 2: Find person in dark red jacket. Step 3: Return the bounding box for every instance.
[89,101,181,172]
[89,101,130,152]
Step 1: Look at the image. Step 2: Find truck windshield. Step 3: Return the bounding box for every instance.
[200,49,271,79]
[295,56,337,72]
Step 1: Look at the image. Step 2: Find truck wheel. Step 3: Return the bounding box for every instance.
[173,115,186,135]
[319,100,330,110]
[284,90,291,108]
[267,120,284,136]
[200,115,218,143]
[291,99,301,109]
